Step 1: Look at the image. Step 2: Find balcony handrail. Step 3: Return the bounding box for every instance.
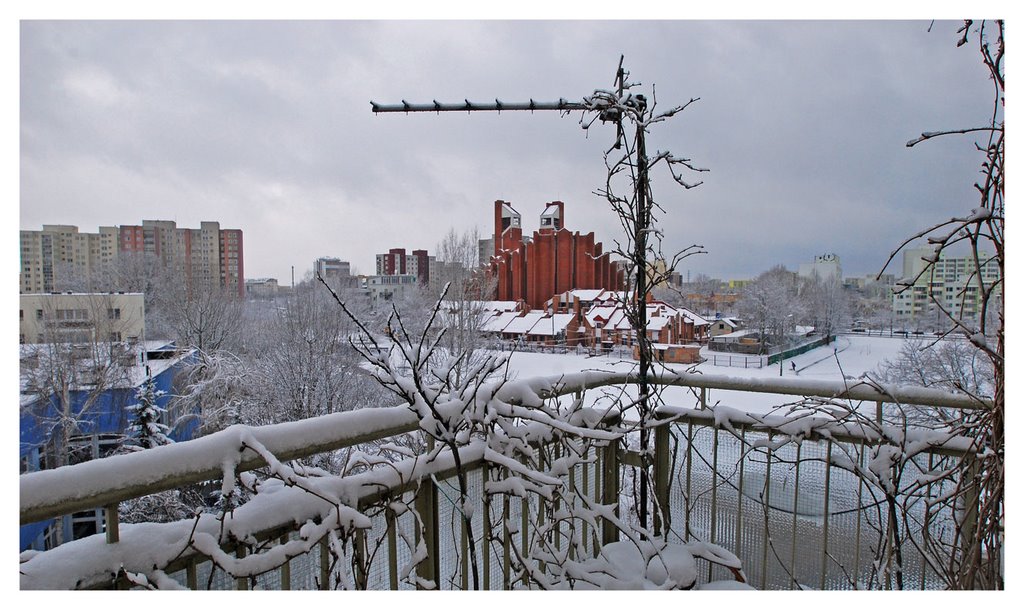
[20,370,990,525]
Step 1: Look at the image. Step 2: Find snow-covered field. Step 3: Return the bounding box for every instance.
[501,335,910,415]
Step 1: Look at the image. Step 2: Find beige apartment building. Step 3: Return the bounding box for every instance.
[20,220,244,297]
[19,292,145,344]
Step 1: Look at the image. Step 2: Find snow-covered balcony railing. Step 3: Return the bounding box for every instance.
[19,371,990,590]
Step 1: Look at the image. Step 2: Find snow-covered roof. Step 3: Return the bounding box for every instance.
[608,309,632,330]
[478,300,522,313]
[646,316,671,332]
[566,289,609,302]
[481,311,522,333]
[502,311,548,334]
[712,329,759,340]
[526,313,575,336]
[585,305,618,325]
[20,341,195,400]
[678,307,710,326]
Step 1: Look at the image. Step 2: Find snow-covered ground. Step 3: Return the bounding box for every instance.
[500,335,909,415]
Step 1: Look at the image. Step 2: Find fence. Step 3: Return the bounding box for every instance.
[19,371,990,590]
[706,354,765,369]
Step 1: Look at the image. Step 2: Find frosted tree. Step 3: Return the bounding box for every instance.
[122,370,171,451]
[429,226,498,385]
[876,19,1003,589]
[736,265,803,356]
[800,272,848,343]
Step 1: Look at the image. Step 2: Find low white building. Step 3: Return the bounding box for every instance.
[20,292,145,344]
[367,274,418,303]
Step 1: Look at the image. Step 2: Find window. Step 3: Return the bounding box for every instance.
[36,309,43,320]
[107,308,121,320]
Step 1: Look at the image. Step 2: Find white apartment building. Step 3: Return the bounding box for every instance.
[798,253,842,282]
[893,247,1001,325]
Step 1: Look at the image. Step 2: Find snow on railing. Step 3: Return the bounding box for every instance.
[19,372,991,590]
[21,371,986,525]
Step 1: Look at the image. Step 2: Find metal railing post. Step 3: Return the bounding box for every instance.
[235,545,248,590]
[601,415,621,546]
[482,466,492,590]
[760,432,773,590]
[319,536,330,590]
[685,421,694,541]
[502,480,511,589]
[735,428,746,562]
[414,478,440,589]
[186,559,197,590]
[708,426,720,582]
[104,503,119,544]
[789,443,802,590]
[279,534,291,590]
[387,508,399,590]
[819,440,833,590]
[653,419,671,537]
[355,528,368,590]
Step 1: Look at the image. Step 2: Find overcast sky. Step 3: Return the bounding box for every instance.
[18,18,995,284]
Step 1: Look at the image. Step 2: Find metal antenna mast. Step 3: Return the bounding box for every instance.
[370,56,693,577]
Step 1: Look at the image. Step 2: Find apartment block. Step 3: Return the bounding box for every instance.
[798,253,842,282]
[893,247,1001,325]
[21,220,244,297]
[20,225,120,294]
[376,248,433,287]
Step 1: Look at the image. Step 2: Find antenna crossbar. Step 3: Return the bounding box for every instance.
[370,98,586,114]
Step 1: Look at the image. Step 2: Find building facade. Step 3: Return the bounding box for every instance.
[798,253,843,282]
[315,257,351,280]
[893,247,1001,326]
[367,274,418,303]
[491,200,624,310]
[21,220,245,297]
[19,340,197,551]
[20,293,146,345]
[376,248,433,287]
[245,278,280,299]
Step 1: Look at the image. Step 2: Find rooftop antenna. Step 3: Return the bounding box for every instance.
[371,55,705,563]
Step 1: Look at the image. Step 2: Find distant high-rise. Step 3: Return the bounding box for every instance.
[20,220,244,297]
[315,256,351,279]
[376,248,433,287]
[893,247,1001,324]
[315,256,356,288]
[798,253,842,282]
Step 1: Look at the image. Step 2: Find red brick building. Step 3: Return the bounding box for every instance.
[491,200,624,310]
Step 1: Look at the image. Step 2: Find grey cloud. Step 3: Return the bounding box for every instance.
[20,20,991,284]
